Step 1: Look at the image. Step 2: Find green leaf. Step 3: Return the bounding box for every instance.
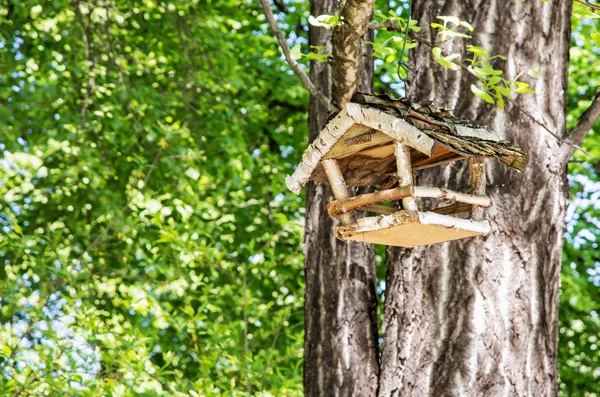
[467,45,490,59]
[460,21,474,31]
[432,47,460,71]
[398,67,408,80]
[437,16,461,26]
[495,91,505,109]
[408,20,422,32]
[305,51,330,62]
[488,76,503,86]
[495,85,512,98]
[471,84,495,104]
[2,345,12,356]
[290,44,302,60]
[438,30,471,41]
[308,14,340,29]
[515,81,536,95]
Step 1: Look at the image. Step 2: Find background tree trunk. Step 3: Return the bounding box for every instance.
[379,1,572,396]
[303,1,378,396]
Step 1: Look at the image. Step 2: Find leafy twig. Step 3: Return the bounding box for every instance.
[258,0,337,112]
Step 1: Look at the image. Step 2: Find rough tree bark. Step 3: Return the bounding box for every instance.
[303,1,378,396]
[379,1,572,396]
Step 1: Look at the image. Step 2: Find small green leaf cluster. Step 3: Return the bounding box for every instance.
[466,46,535,108]
[429,17,536,108]
[307,14,340,29]
[431,16,473,42]
[290,44,330,63]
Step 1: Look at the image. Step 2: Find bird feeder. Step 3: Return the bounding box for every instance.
[286,93,528,247]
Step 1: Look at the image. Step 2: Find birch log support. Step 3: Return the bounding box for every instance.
[469,156,486,220]
[327,185,414,218]
[413,186,492,207]
[322,159,356,225]
[394,142,419,213]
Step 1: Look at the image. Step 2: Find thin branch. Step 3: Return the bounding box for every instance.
[575,0,600,11]
[565,89,600,149]
[369,21,404,32]
[272,0,289,14]
[259,0,337,112]
[503,97,591,157]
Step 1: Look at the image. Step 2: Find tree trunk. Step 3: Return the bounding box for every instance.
[303,1,378,396]
[379,1,572,396]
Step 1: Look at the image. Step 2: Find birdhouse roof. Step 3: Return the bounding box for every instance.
[286,93,528,194]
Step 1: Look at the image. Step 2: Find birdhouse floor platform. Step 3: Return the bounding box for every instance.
[336,210,490,248]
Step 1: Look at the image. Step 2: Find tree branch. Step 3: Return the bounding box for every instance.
[259,0,337,113]
[332,0,377,107]
[369,21,404,32]
[565,89,600,151]
[272,0,289,14]
[574,0,600,11]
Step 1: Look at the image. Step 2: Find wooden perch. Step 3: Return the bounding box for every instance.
[414,186,491,207]
[327,185,414,218]
[322,159,356,225]
[469,157,486,220]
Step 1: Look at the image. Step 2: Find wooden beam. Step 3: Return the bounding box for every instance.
[327,185,414,218]
[469,156,487,220]
[414,186,491,207]
[322,159,356,225]
[394,141,419,213]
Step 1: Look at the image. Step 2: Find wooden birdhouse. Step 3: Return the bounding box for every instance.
[286,94,528,247]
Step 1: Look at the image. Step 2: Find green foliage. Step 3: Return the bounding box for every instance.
[559,4,600,396]
[0,0,309,395]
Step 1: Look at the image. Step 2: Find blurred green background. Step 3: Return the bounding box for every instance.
[0,1,598,395]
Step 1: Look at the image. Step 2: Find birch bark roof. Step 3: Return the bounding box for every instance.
[286,93,528,194]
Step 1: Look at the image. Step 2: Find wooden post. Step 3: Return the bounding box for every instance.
[394,142,419,213]
[327,185,414,218]
[322,159,356,225]
[469,156,486,220]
